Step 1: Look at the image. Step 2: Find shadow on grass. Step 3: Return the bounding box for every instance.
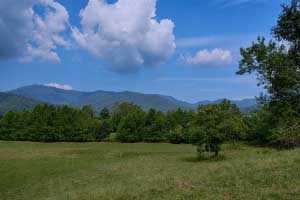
[182,154,226,163]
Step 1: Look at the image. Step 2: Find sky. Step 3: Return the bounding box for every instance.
[0,0,290,102]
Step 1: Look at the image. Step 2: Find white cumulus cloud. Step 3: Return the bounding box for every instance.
[180,48,233,67]
[0,0,69,62]
[72,0,176,74]
[23,0,70,62]
[45,83,73,90]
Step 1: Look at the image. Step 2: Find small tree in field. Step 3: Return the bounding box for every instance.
[190,100,245,158]
[190,127,224,158]
[190,104,224,158]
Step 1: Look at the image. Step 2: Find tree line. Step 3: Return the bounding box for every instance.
[0,100,248,156]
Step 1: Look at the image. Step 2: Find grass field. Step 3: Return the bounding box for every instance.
[0,141,300,200]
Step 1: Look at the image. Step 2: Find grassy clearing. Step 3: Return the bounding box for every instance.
[0,141,300,200]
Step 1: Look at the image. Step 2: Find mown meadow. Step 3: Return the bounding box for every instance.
[1,141,300,200]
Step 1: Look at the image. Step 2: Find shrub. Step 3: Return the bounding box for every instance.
[190,127,224,158]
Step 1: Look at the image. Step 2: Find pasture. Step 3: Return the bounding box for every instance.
[0,141,300,200]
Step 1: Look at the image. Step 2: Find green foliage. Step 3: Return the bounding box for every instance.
[0,98,250,158]
[217,100,248,142]
[107,132,118,142]
[0,104,102,142]
[96,119,113,141]
[111,102,142,131]
[143,109,167,142]
[272,0,300,47]
[190,126,223,158]
[237,0,300,148]
[165,108,195,143]
[244,107,276,144]
[116,109,146,143]
[0,98,250,153]
[190,100,247,157]
[267,108,300,149]
[166,125,186,144]
[82,105,94,118]
[193,104,223,157]
[99,107,110,120]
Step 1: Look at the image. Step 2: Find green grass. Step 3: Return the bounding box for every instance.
[0,141,300,200]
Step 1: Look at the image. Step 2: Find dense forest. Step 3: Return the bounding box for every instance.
[1,0,300,157]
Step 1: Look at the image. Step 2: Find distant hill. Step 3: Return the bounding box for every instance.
[9,85,190,112]
[0,92,43,116]
[8,85,258,112]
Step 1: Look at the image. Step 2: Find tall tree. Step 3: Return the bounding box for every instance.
[238,0,300,114]
[237,0,300,147]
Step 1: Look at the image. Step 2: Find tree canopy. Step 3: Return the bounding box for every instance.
[237,0,300,148]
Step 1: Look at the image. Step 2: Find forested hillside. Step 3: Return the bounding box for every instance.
[0,93,42,116]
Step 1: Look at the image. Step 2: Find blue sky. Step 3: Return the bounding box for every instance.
[0,0,290,102]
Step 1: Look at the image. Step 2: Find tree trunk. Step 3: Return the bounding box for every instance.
[214,150,219,157]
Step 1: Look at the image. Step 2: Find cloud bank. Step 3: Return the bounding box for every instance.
[0,0,69,62]
[45,83,73,90]
[180,48,232,67]
[72,0,176,74]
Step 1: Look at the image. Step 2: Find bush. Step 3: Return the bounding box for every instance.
[190,127,224,158]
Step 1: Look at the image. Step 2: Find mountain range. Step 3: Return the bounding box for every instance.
[0,85,257,115]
